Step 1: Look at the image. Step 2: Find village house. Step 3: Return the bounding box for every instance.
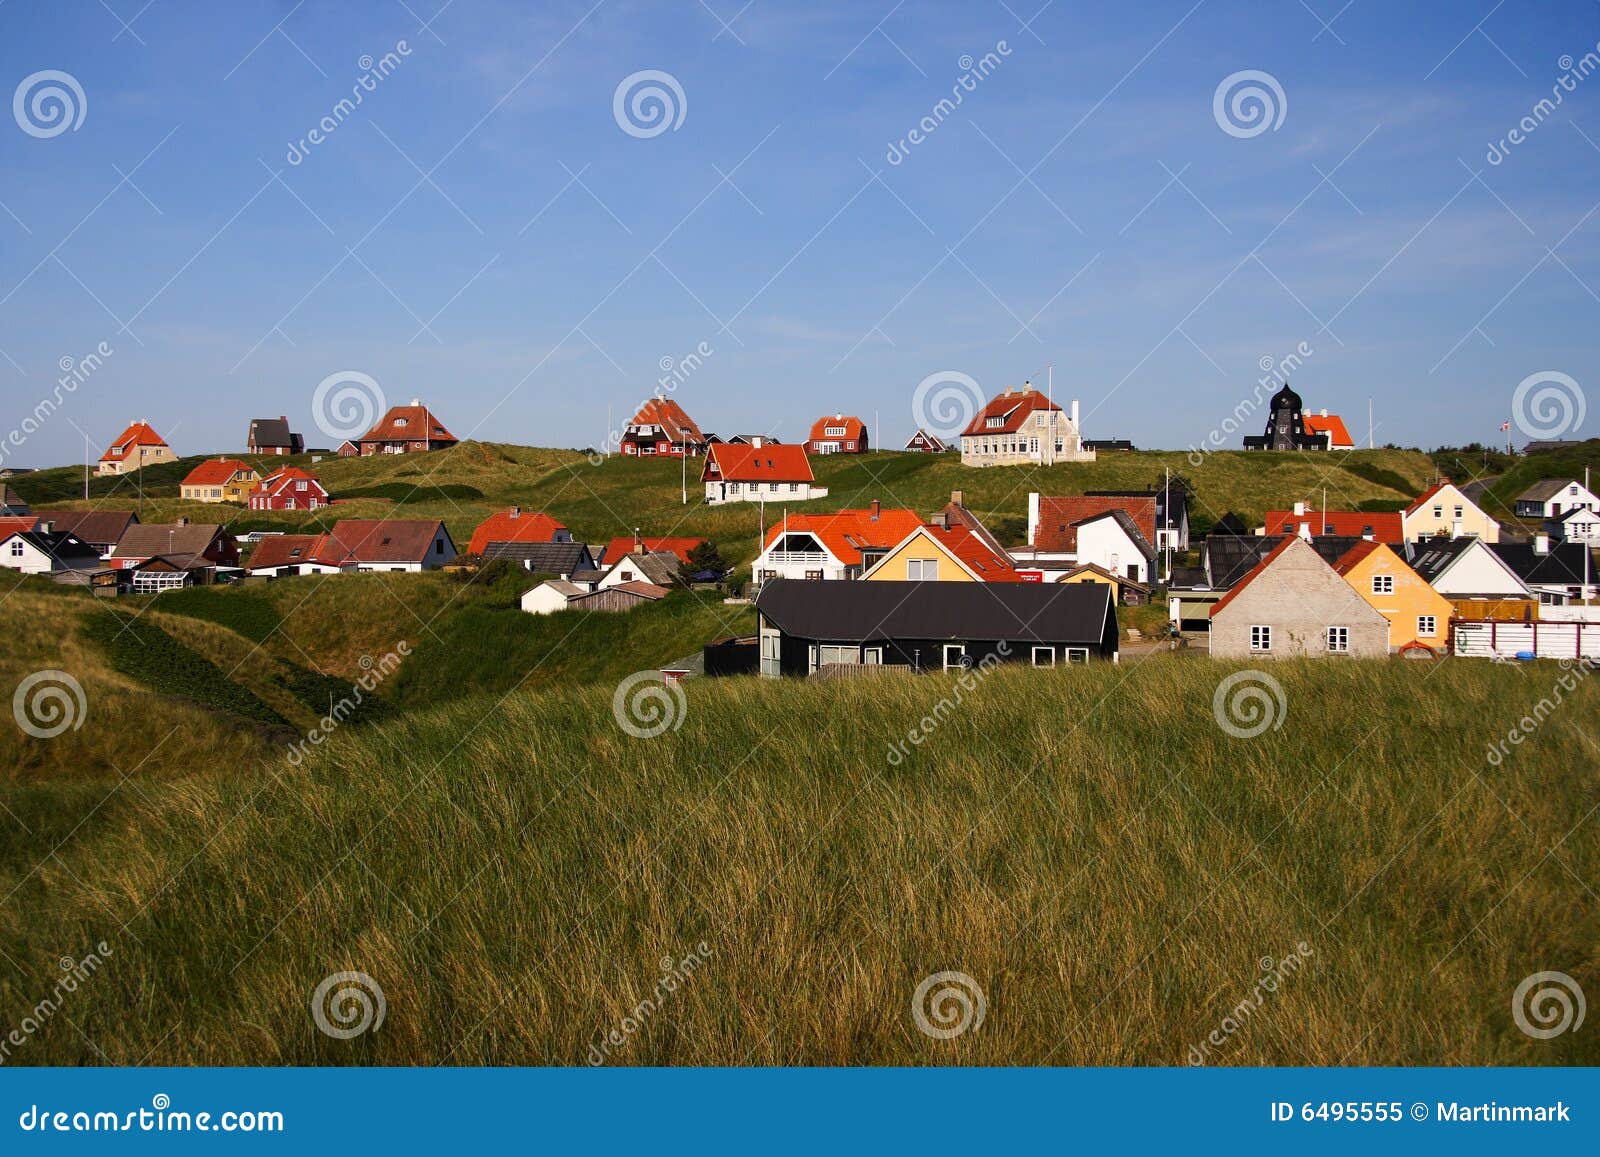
[960,382,1094,467]
[702,443,828,506]
[483,541,596,573]
[1303,409,1355,450]
[246,416,304,456]
[352,400,458,455]
[41,511,137,556]
[180,458,260,504]
[1257,503,1404,545]
[521,579,669,615]
[754,503,923,581]
[1489,536,1597,605]
[600,535,706,567]
[804,414,869,455]
[1331,540,1454,652]
[903,428,949,453]
[1057,563,1150,606]
[108,520,241,591]
[466,508,572,556]
[0,526,101,575]
[1242,384,1327,451]
[1554,506,1600,546]
[756,577,1119,675]
[1514,478,1600,520]
[246,519,456,576]
[1402,482,1499,543]
[595,549,680,590]
[247,466,328,511]
[1404,537,1531,607]
[860,523,1022,582]
[1086,487,1190,551]
[1014,494,1161,580]
[620,398,707,457]
[1208,537,1390,659]
[97,421,175,476]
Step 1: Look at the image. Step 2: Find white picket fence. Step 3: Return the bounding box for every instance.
[1452,619,1600,661]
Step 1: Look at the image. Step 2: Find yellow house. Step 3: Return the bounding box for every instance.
[1402,482,1499,543]
[179,458,260,504]
[860,524,1020,582]
[1333,540,1453,651]
[1057,562,1150,605]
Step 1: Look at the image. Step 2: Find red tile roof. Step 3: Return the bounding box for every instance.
[627,398,705,445]
[326,519,450,564]
[961,388,1060,437]
[807,414,866,442]
[602,536,705,566]
[704,443,816,483]
[181,458,256,487]
[763,508,924,566]
[1209,537,1297,617]
[1034,496,1157,552]
[0,516,38,537]
[1405,482,1451,516]
[1332,539,1384,575]
[99,422,168,463]
[468,509,568,555]
[1262,509,1403,543]
[248,534,343,570]
[358,403,457,446]
[1303,413,1354,448]
[923,524,1023,580]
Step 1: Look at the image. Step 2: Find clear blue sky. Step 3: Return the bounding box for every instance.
[2,0,1597,464]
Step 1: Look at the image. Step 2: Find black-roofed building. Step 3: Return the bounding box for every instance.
[754,577,1118,676]
[0,528,101,574]
[1204,533,1364,589]
[247,416,305,456]
[1489,538,1597,604]
[479,540,596,574]
[1242,383,1325,451]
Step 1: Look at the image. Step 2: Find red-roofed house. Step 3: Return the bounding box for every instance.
[1208,536,1389,658]
[959,382,1094,467]
[753,503,923,581]
[621,398,707,457]
[702,443,828,505]
[861,523,1023,582]
[1303,410,1355,450]
[1258,503,1404,544]
[97,421,175,476]
[904,428,949,453]
[248,466,329,511]
[805,414,869,455]
[180,458,260,504]
[247,518,456,575]
[601,535,705,566]
[354,399,458,455]
[467,508,571,556]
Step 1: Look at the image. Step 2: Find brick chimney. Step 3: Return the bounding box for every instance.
[951,489,964,508]
[633,528,643,553]
[870,500,880,520]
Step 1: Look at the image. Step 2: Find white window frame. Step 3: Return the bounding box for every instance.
[1371,574,1394,595]
[1031,646,1055,667]
[1417,615,1437,637]
[942,644,966,670]
[908,557,939,581]
[1065,647,1090,664]
[1326,625,1349,653]
[1250,625,1272,652]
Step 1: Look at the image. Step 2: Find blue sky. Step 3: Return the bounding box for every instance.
[1,0,1598,464]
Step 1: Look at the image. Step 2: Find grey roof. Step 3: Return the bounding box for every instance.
[1205,533,1363,588]
[481,540,595,572]
[0,483,28,511]
[111,522,230,559]
[1515,478,1579,503]
[1489,541,1594,586]
[1168,565,1210,589]
[606,550,679,586]
[755,577,1113,645]
[1405,537,1481,582]
[529,579,586,600]
[1073,509,1157,562]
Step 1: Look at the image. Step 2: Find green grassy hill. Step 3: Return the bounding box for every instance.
[0,630,1594,1065]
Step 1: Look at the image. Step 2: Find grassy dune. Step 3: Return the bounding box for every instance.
[1,643,1595,1066]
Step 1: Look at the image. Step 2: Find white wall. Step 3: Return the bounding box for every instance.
[1075,519,1149,584]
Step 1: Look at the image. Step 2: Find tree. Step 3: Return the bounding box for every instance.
[679,540,727,584]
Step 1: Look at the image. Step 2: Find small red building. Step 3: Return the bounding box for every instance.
[248,466,329,511]
[805,414,868,454]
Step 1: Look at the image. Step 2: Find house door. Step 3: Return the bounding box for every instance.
[863,647,883,665]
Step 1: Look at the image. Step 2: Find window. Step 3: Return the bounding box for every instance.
[986,416,1004,428]
[1250,625,1272,652]
[1371,574,1394,595]
[1031,646,1055,667]
[1432,505,1442,518]
[804,569,822,581]
[9,541,22,557]
[1453,505,1463,518]
[620,570,634,582]
[908,558,939,581]
[943,644,967,670]
[1326,626,1349,653]
[394,417,408,427]
[1417,615,1437,637]
[296,480,307,491]
[818,645,857,666]
[824,425,846,437]
[1065,647,1090,664]
[789,482,798,492]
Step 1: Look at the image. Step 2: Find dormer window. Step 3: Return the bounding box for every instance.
[986,416,1004,428]
[394,417,408,428]
[824,425,846,437]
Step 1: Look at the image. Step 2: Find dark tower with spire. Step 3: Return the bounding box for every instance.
[1243,382,1320,450]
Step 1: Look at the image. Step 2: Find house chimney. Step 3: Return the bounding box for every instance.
[37,520,52,534]
[835,412,843,420]
[1022,379,1032,393]
[870,499,880,520]
[1003,385,1014,397]
[509,506,520,518]
[175,517,188,527]
[1293,501,1305,516]
[951,489,964,508]
[633,528,643,553]
[1320,408,1328,417]
[410,397,420,407]
[1535,531,1550,555]
[1070,399,1079,428]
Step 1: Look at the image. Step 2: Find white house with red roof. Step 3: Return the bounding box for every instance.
[247,518,456,575]
[753,502,923,581]
[804,414,869,454]
[248,466,328,511]
[959,382,1093,467]
[1258,502,1404,544]
[1303,410,1355,450]
[97,421,175,476]
[621,398,707,457]
[701,443,828,505]
[353,399,458,455]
